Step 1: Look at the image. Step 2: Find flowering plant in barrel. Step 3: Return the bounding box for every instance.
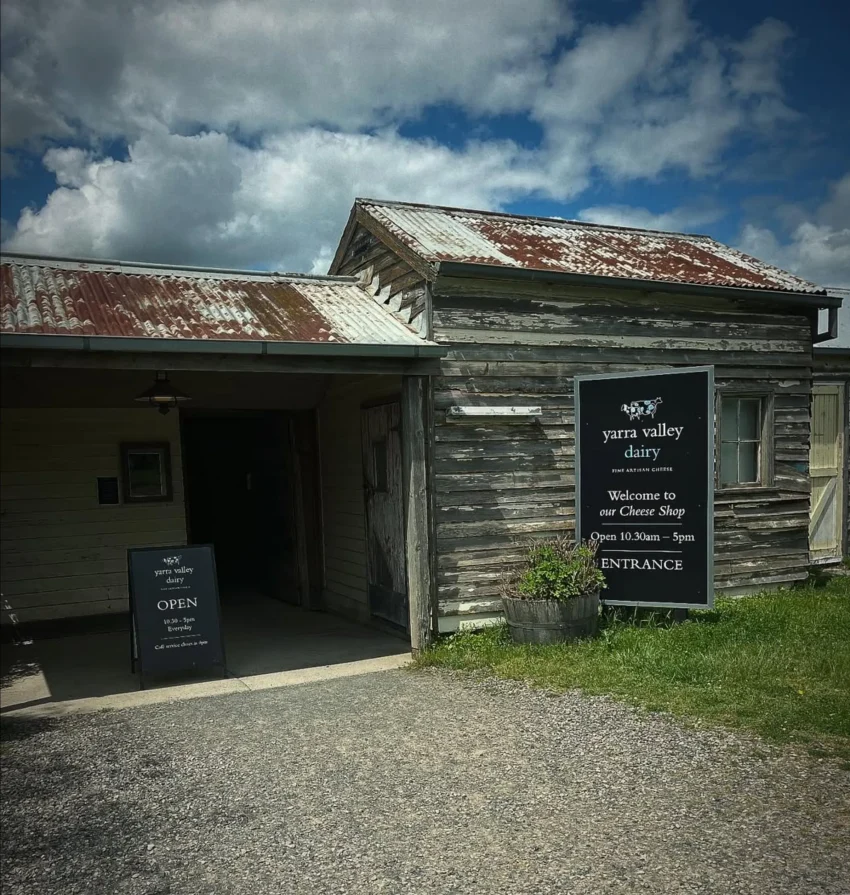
[500,538,606,645]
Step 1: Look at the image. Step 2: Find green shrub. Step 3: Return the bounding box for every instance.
[503,537,606,602]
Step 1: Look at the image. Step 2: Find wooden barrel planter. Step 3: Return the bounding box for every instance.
[502,592,600,645]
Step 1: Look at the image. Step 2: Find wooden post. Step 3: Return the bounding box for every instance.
[401,375,432,653]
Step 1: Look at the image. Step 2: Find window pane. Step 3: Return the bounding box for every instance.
[721,398,738,442]
[738,442,759,483]
[720,442,738,485]
[128,451,165,497]
[739,399,760,440]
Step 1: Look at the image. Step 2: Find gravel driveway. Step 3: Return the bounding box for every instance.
[2,669,849,895]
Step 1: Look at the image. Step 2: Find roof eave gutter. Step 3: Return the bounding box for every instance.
[0,334,447,359]
[435,261,843,309]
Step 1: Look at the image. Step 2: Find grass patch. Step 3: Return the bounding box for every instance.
[415,577,850,762]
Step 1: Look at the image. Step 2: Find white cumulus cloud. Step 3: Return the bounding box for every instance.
[0,0,568,147]
[0,0,810,269]
[534,0,796,180]
[738,173,850,288]
[2,128,570,272]
[576,203,723,233]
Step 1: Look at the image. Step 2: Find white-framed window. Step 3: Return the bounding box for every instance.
[718,394,771,488]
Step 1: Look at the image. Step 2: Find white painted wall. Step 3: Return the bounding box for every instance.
[1,408,187,623]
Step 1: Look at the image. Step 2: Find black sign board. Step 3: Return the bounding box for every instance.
[575,367,714,609]
[128,544,226,684]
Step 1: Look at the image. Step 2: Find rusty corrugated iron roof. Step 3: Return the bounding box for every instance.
[0,254,434,347]
[355,199,826,295]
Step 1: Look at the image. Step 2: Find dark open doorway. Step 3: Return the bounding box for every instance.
[182,412,303,604]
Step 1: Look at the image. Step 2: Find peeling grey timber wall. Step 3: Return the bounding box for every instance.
[431,274,816,627]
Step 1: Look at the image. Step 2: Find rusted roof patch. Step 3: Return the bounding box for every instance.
[357,199,827,295]
[1,254,434,347]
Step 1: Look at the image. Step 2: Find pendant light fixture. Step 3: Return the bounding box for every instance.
[134,371,191,415]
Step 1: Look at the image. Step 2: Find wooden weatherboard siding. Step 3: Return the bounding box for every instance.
[1,408,186,623]
[431,275,815,627]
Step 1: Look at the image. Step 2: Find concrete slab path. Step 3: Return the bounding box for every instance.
[2,669,848,895]
[1,596,409,716]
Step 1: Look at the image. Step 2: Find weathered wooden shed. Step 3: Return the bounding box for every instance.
[330,199,845,632]
[1,255,444,652]
[2,203,845,654]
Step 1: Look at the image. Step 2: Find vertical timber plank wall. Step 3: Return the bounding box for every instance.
[842,372,848,559]
[317,375,402,623]
[813,350,850,557]
[1,408,187,623]
[431,276,815,630]
[846,381,849,558]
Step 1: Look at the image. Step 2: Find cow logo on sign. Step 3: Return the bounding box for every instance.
[621,397,663,421]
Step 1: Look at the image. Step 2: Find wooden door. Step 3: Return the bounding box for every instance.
[809,383,846,562]
[184,414,291,599]
[361,402,408,629]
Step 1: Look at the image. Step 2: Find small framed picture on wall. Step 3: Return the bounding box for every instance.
[120,442,173,502]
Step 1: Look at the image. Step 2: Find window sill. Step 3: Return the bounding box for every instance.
[715,483,776,496]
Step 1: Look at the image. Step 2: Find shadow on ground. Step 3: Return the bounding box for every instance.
[1,593,407,712]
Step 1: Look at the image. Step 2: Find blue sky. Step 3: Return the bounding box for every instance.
[1,0,848,288]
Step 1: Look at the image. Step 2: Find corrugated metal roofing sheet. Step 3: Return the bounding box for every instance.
[357,199,826,295]
[0,254,432,346]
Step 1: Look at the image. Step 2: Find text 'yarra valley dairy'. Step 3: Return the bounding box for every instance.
[575,368,714,609]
